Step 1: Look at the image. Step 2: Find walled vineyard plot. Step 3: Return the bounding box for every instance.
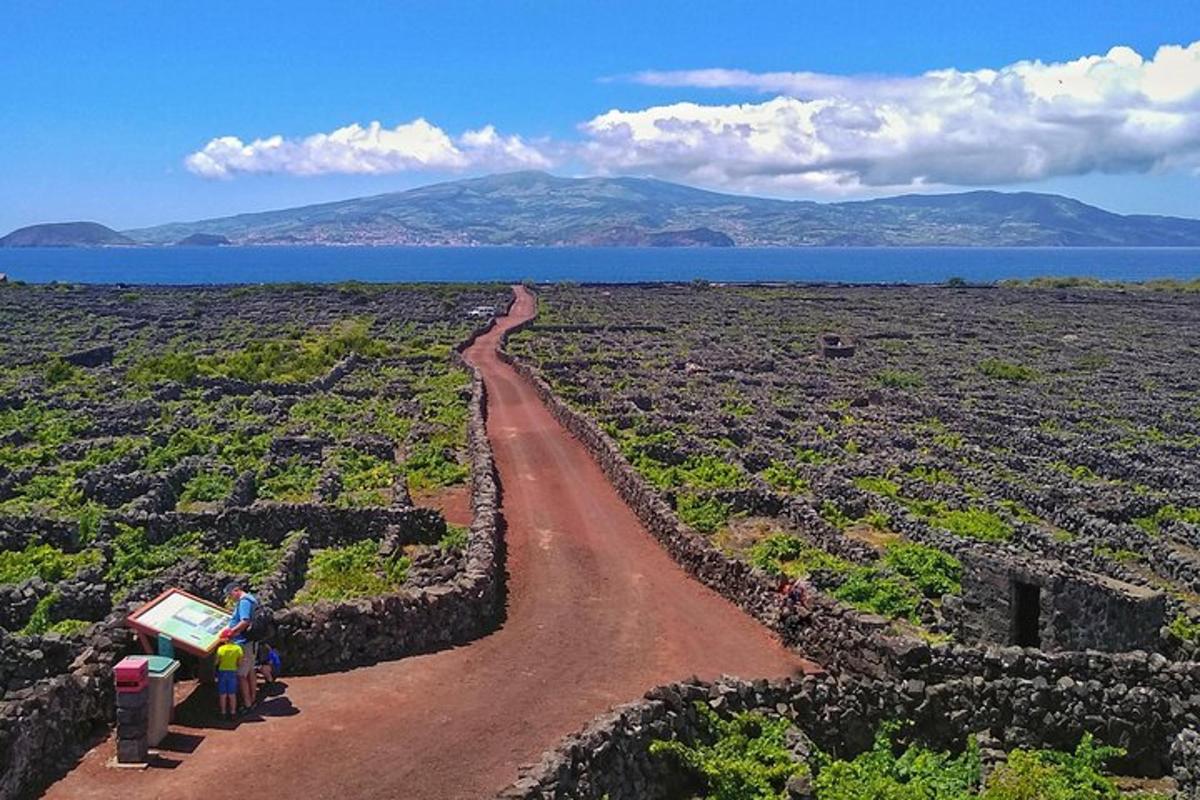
[503,283,1200,799]
[510,284,1200,652]
[0,282,509,799]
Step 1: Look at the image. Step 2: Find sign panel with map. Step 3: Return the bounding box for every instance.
[127,588,231,656]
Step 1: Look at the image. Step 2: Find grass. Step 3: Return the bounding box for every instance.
[293,540,410,604]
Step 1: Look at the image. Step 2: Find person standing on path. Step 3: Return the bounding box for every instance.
[219,581,259,712]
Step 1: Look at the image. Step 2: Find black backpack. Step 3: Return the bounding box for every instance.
[243,595,272,642]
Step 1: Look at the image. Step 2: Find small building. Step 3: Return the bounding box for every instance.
[955,548,1165,653]
[818,332,855,358]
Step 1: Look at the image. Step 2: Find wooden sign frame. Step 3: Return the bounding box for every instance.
[126,587,231,657]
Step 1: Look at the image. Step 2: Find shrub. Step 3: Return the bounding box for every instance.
[439,524,469,551]
[404,443,468,491]
[853,476,901,498]
[819,500,853,530]
[0,543,100,584]
[207,538,282,582]
[930,508,1012,542]
[876,370,924,389]
[1168,614,1200,644]
[649,703,807,800]
[760,461,808,494]
[106,525,203,595]
[978,734,1146,800]
[259,457,318,503]
[128,350,200,385]
[43,358,78,385]
[813,723,980,800]
[336,447,403,507]
[677,493,733,534]
[748,534,852,578]
[882,542,962,597]
[832,568,923,620]
[177,471,233,508]
[978,359,1038,382]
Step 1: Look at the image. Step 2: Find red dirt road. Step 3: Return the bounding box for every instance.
[44,286,809,800]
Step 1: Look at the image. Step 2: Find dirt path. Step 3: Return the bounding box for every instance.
[44,286,810,800]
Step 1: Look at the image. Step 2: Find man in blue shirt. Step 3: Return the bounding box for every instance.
[219,581,258,711]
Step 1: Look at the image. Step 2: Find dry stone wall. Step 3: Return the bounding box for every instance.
[500,671,1200,799]
[268,355,505,674]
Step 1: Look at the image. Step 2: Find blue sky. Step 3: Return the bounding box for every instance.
[2,0,1199,232]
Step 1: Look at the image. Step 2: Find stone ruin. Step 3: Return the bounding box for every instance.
[817,332,855,358]
[953,548,1166,653]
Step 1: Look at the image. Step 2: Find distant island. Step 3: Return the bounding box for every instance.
[5,171,1200,248]
[0,221,134,248]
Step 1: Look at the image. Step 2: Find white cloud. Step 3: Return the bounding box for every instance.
[186,40,1200,195]
[185,119,551,178]
[590,41,1200,193]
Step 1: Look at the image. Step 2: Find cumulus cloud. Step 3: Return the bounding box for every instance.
[185,119,551,178]
[186,41,1200,195]
[589,41,1200,193]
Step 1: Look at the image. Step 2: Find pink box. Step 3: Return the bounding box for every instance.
[114,656,149,693]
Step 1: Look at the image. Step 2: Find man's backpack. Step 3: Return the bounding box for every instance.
[243,595,272,642]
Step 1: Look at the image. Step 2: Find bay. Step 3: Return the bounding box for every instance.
[2,246,1199,285]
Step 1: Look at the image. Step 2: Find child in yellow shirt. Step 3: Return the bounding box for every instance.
[216,641,243,719]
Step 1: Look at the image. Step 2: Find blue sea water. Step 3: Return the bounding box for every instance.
[2,246,1199,285]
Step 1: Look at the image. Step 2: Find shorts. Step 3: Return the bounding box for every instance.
[217,670,238,696]
[236,641,257,677]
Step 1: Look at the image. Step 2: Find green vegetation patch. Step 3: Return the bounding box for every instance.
[655,714,1162,800]
[106,525,203,596]
[1133,504,1200,536]
[207,537,286,582]
[129,318,389,386]
[0,543,101,585]
[293,540,410,604]
[177,471,234,509]
[978,359,1038,383]
[881,542,962,597]
[748,533,853,578]
[259,457,319,503]
[677,493,735,534]
[649,703,807,800]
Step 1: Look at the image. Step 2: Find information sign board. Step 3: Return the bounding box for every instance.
[127,588,230,656]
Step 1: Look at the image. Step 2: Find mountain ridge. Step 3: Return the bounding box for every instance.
[7,172,1200,247]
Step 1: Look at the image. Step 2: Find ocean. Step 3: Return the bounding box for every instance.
[2,246,1199,285]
